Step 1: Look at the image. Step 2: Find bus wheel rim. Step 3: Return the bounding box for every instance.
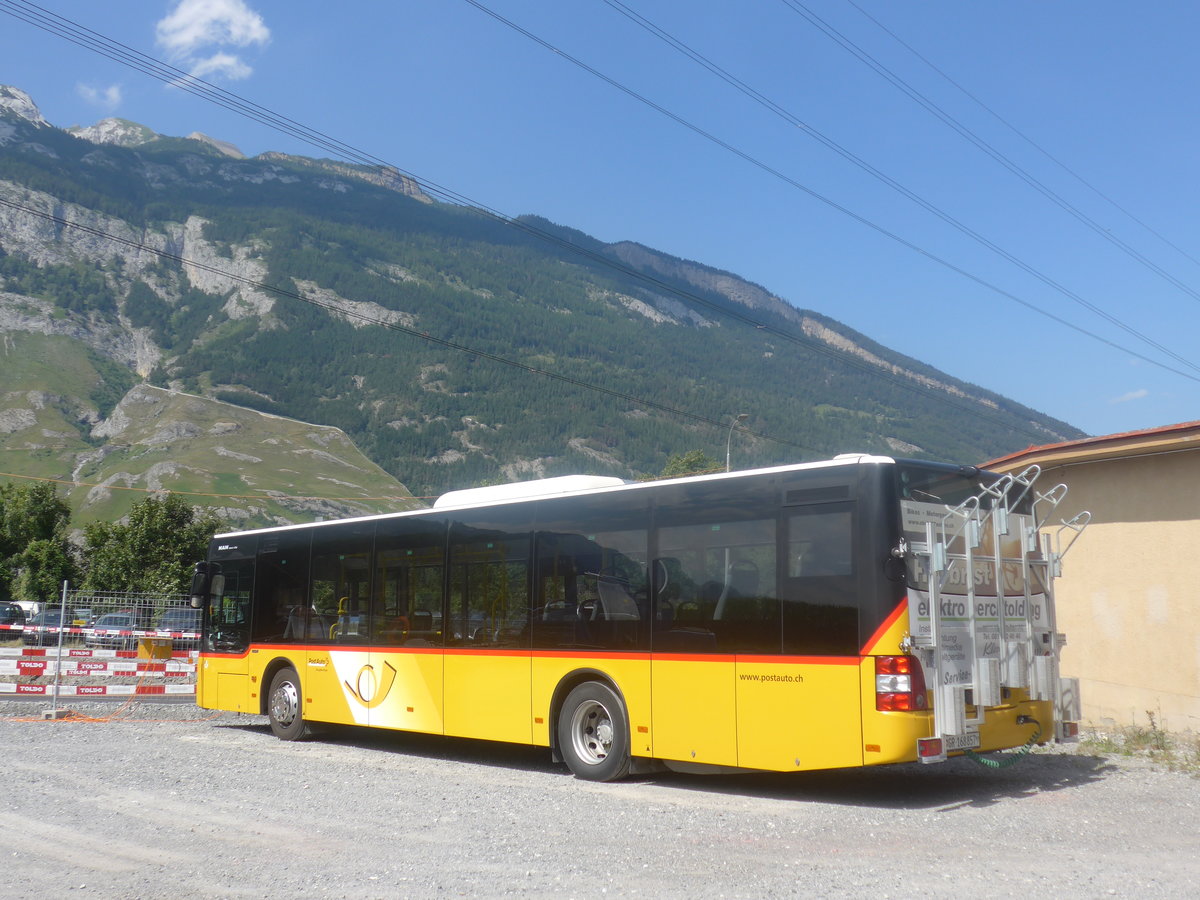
[271,678,299,727]
[569,700,613,765]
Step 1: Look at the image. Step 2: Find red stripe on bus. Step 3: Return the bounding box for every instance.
[648,653,737,664]
[206,645,869,665]
[859,599,908,655]
[364,644,443,654]
[530,650,652,661]
[734,654,862,666]
[443,648,529,659]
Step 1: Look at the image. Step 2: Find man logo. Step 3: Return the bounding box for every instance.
[344,661,398,709]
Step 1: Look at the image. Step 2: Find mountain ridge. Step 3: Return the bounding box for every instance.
[1,332,420,529]
[0,85,1084,513]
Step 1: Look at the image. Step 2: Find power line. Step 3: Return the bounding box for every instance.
[840,0,1200,273]
[0,1,485,212]
[0,195,822,452]
[0,5,1102,442]
[776,0,1200,306]
[597,0,1200,376]
[2,1,1179,455]
[0,191,1095,447]
[455,0,1200,385]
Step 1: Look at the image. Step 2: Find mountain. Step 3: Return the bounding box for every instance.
[66,117,160,149]
[0,86,1084,518]
[0,331,419,528]
[0,85,47,126]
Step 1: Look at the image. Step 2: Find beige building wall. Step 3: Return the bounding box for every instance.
[1019,450,1200,732]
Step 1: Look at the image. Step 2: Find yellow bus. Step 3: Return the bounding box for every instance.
[191,455,1086,781]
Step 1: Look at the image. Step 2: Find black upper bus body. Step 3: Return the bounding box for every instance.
[201,456,998,662]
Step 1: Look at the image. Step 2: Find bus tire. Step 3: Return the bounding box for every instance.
[558,682,631,782]
[267,667,310,741]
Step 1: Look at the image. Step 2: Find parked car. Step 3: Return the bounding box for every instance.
[22,609,69,647]
[157,607,201,634]
[85,612,141,650]
[0,601,26,630]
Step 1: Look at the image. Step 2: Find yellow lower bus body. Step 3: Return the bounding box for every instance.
[198,639,1052,773]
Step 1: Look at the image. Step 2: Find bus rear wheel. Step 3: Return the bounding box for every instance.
[558,682,631,782]
[267,668,310,741]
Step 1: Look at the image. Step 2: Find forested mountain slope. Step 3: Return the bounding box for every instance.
[0,85,1082,514]
[0,334,419,529]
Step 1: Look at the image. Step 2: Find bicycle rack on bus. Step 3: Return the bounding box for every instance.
[907,465,1090,761]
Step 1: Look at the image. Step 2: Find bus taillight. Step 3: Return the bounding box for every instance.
[875,655,928,711]
[917,737,944,759]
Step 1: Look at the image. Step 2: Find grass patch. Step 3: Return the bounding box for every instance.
[212,472,248,496]
[1081,711,1200,776]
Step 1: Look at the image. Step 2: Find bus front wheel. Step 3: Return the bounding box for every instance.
[267,668,310,741]
[558,682,631,782]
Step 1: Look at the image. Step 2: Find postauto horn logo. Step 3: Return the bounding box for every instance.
[344,661,397,709]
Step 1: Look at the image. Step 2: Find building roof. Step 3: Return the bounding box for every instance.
[985,420,1200,472]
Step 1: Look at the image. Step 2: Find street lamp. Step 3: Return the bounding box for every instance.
[726,413,749,472]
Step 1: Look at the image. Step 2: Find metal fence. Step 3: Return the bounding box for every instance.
[0,586,198,701]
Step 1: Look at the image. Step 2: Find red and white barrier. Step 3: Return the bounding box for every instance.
[0,682,196,696]
[0,624,199,640]
[1,637,198,697]
[0,647,198,660]
[0,660,195,677]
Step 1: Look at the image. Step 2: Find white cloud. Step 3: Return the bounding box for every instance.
[189,52,254,81]
[155,0,269,81]
[76,83,123,113]
[1111,389,1149,404]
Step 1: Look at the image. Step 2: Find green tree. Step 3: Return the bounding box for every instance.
[12,539,78,605]
[0,482,76,604]
[658,450,723,479]
[81,494,220,594]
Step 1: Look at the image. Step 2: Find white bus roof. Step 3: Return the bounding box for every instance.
[433,474,627,508]
[213,455,899,539]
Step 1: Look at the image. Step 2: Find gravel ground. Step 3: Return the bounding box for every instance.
[1,700,1196,899]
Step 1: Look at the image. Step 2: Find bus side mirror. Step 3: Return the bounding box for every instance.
[190,562,221,608]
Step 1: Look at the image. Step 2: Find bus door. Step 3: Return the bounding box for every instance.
[735,502,863,772]
[650,520,743,768]
[443,528,532,744]
[199,542,256,712]
[249,530,312,713]
[369,528,447,734]
[307,522,374,727]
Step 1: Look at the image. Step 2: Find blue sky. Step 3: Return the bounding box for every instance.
[3,0,1199,440]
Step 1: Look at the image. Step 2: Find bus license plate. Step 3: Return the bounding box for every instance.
[945,732,981,752]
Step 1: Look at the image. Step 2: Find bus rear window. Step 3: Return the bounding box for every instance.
[897,462,1042,595]
[897,463,1035,514]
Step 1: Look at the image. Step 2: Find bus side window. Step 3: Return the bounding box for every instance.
[311,533,371,645]
[253,532,311,644]
[372,548,444,647]
[783,504,858,655]
[653,517,779,653]
[448,538,530,649]
[372,560,409,644]
[372,516,449,647]
[533,532,646,651]
[789,507,853,577]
